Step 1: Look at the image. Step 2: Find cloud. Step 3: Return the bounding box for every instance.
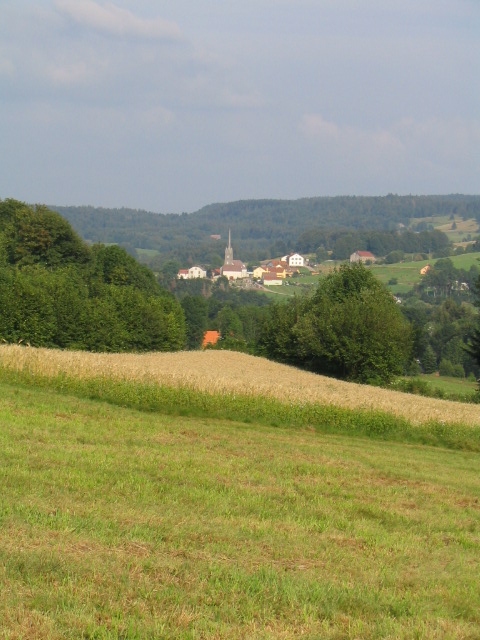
[55,0,183,41]
[298,112,480,196]
[300,114,404,155]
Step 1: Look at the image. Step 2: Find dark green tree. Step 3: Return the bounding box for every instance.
[262,264,412,383]
[181,295,208,349]
[466,276,480,379]
[421,344,437,374]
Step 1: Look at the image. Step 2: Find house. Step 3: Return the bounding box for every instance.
[202,330,220,348]
[220,229,247,280]
[177,266,207,279]
[262,274,283,286]
[253,266,267,279]
[282,253,305,268]
[265,265,286,279]
[266,259,288,269]
[188,266,207,279]
[350,251,376,264]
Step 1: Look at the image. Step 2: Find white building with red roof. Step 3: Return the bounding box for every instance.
[349,251,376,264]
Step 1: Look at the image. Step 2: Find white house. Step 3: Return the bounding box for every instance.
[177,266,207,279]
[188,266,207,279]
[222,261,247,280]
[282,253,305,268]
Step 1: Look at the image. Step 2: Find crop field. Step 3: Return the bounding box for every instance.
[1,346,479,429]
[1,356,480,638]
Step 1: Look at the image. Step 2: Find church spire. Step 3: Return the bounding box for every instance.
[224,228,234,265]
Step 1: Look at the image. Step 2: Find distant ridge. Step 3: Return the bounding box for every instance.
[51,194,480,264]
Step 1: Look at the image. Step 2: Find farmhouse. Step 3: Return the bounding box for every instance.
[350,251,376,264]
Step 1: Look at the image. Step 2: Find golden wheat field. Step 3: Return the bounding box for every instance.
[1,345,479,427]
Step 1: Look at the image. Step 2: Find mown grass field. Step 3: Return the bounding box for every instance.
[2,381,480,639]
[1,348,480,638]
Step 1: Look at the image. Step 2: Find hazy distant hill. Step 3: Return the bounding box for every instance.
[51,194,480,265]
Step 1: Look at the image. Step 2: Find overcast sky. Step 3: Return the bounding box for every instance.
[1,0,478,213]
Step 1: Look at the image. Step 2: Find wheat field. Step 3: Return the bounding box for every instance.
[1,345,479,427]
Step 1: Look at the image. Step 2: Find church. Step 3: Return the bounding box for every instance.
[220,230,247,280]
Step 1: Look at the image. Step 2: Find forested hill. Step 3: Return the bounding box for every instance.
[51,195,480,265]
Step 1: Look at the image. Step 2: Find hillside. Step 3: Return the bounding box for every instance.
[51,195,480,264]
[1,355,480,638]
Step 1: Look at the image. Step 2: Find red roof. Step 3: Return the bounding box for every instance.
[202,330,220,348]
[222,260,245,272]
[263,274,282,281]
[356,251,375,257]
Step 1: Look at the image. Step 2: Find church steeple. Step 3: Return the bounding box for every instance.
[224,228,233,265]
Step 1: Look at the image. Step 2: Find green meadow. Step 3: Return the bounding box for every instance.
[1,373,480,638]
[418,374,478,398]
[259,251,480,300]
[368,252,480,296]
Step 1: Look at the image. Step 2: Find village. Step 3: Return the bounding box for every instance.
[176,231,377,286]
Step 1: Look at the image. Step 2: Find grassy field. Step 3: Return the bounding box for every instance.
[1,378,480,639]
[434,217,479,244]
[418,374,478,398]
[260,251,480,299]
[369,252,480,296]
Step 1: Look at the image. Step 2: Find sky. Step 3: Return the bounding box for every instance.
[0,0,479,213]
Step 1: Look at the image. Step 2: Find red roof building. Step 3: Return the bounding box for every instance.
[350,251,376,263]
[202,330,220,348]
